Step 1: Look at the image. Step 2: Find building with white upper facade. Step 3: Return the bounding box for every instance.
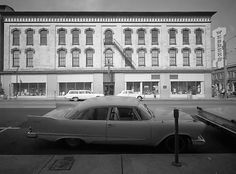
[0,5,216,99]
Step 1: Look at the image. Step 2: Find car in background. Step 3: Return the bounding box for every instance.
[27,96,206,152]
[64,90,104,101]
[117,90,144,100]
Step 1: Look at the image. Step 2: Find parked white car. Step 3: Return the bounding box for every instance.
[117,90,144,100]
[27,96,206,152]
[64,90,104,101]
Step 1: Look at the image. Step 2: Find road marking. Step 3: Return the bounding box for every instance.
[0,127,20,133]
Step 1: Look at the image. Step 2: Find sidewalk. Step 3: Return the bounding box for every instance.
[0,154,236,174]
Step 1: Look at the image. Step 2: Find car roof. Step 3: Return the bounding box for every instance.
[74,96,140,110]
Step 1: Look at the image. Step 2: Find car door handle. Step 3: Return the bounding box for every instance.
[107,123,115,128]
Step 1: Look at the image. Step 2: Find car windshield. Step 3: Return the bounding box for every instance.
[138,103,153,120]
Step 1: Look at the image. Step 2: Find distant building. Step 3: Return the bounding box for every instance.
[0,6,216,99]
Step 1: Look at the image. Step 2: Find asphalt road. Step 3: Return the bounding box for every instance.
[0,99,235,155]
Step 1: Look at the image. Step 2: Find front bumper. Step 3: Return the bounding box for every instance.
[192,135,206,145]
[27,131,38,138]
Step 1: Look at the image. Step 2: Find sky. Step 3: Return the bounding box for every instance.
[1,0,236,64]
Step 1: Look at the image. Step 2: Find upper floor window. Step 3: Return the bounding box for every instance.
[195,28,203,45]
[71,29,80,45]
[25,48,35,67]
[151,48,160,66]
[182,48,190,66]
[104,48,113,66]
[104,29,113,45]
[124,48,133,67]
[137,28,145,45]
[12,29,20,46]
[85,28,94,45]
[137,48,146,66]
[124,28,132,45]
[58,28,66,45]
[85,48,94,67]
[169,28,177,45]
[151,28,159,45]
[182,28,190,45]
[26,29,34,45]
[39,28,48,45]
[169,48,177,66]
[195,48,204,66]
[11,48,20,67]
[71,48,80,67]
[57,48,67,67]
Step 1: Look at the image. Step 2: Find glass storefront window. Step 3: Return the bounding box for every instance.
[171,81,201,95]
[13,83,46,96]
[59,82,92,96]
[126,82,140,92]
[143,81,159,95]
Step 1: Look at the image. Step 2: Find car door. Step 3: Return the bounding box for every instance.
[61,107,109,144]
[106,106,152,145]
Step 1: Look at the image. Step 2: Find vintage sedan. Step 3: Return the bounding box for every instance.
[117,90,144,100]
[27,96,206,152]
[64,90,104,101]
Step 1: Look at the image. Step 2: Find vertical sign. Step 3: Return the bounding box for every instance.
[212,27,226,68]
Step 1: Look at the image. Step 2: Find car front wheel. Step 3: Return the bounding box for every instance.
[72,97,78,101]
[137,96,143,100]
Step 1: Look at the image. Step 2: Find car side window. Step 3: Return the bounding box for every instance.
[110,107,139,121]
[76,108,108,120]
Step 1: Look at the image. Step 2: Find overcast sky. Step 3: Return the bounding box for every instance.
[1,0,236,64]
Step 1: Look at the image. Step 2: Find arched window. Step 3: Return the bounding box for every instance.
[151,28,159,45]
[137,48,146,66]
[85,28,94,45]
[182,48,190,66]
[104,48,113,66]
[182,28,190,45]
[124,28,132,45]
[71,28,80,45]
[195,48,204,66]
[151,48,160,66]
[169,48,177,66]
[104,29,113,45]
[57,28,67,45]
[57,48,67,67]
[124,48,133,67]
[85,48,94,67]
[195,28,203,45]
[25,48,35,67]
[137,28,146,45]
[39,28,48,45]
[169,28,177,45]
[11,48,20,67]
[25,28,34,45]
[71,48,80,67]
[12,29,20,46]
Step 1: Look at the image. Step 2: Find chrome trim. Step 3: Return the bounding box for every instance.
[192,135,206,145]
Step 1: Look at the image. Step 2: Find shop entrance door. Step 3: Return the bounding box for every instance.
[104,82,114,96]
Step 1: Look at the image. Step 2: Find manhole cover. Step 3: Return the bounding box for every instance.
[49,156,75,171]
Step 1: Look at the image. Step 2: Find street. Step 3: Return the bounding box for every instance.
[0,99,236,155]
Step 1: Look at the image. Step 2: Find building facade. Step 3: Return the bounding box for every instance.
[0,7,215,99]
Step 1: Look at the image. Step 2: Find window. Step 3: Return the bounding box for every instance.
[13,83,46,97]
[151,28,159,45]
[124,28,132,45]
[58,48,66,67]
[58,28,66,45]
[124,48,133,67]
[71,29,80,45]
[182,48,190,66]
[104,29,113,45]
[195,48,204,66]
[169,28,177,45]
[195,28,203,45]
[76,108,108,120]
[86,48,94,67]
[39,29,48,45]
[171,81,201,95]
[85,28,94,45]
[126,82,140,92]
[151,48,159,66]
[104,48,113,66]
[12,29,20,46]
[25,49,34,67]
[110,107,138,121]
[138,48,146,66]
[169,48,177,66]
[71,48,80,67]
[26,29,34,45]
[59,82,91,96]
[137,29,145,45]
[182,29,190,45]
[143,81,159,95]
[12,49,20,67]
